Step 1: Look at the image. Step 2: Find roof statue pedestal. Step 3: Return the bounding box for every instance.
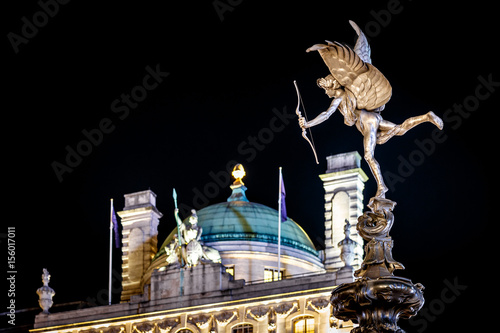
[150,262,243,300]
[297,21,438,332]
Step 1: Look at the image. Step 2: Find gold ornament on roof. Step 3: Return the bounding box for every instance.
[231,163,246,186]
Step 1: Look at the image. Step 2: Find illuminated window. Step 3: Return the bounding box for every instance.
[293,316,314,333]
[264,268,283,282]
[232,324,253,333]
[225,265,235,277]
[177,330,193,333]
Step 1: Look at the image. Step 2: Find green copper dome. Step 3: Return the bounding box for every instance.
[156,185,318,259]
[197,200,317,256]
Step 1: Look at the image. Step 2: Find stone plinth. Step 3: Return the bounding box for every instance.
[150,263,244,300]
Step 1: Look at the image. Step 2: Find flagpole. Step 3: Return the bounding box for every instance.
[277,167,282,281]
[173,188,184,296]
[108,198,113,305]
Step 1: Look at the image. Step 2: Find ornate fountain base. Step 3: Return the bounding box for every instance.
[331,276,424,333]
[331,197,425,332]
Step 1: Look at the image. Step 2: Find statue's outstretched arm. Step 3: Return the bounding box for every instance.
[301,97,342,128]
[174,209,187,243]
[174,209,183,227]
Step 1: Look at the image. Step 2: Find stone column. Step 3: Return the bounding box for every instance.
[118,189,162,302]
[319,152,367,272]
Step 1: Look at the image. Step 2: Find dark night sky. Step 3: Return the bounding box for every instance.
[3,0,497,331]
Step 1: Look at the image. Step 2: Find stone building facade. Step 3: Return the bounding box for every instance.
[31,152,367,333]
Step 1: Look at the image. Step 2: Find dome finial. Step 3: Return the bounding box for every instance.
[228,163,249,202]
[231,163,246,186]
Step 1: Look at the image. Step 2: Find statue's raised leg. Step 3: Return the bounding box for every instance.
[377,111,443,144]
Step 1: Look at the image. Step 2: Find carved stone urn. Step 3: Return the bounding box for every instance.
[36,268,55,314]
[338,219,358,270]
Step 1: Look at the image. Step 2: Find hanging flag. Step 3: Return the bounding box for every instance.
[111,203,120,248]
[280,170,287,222]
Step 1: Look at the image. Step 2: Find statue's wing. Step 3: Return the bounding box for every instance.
[306,41,368,88]
[307,39,391,110]
[349,20,371,64]
[351,64,392,110]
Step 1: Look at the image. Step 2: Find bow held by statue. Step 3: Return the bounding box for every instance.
[294,80,319,164]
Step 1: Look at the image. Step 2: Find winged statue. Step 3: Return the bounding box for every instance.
[298,20,443,199]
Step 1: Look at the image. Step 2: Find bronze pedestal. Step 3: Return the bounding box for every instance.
[332,276,424,333]
[331,198,425,332]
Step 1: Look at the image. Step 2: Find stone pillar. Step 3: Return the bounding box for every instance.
[118,189,162,302]
[319,152,367,272]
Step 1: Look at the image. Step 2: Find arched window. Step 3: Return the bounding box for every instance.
[231,324,253,333]
[293,316,314,333]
